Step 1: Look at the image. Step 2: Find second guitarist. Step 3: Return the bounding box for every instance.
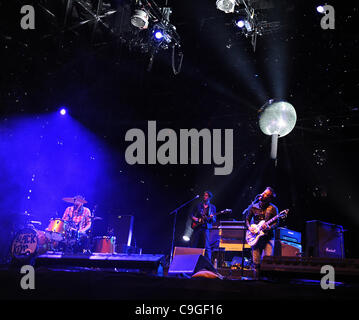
[244,187,279,278]
[190,191,216,261]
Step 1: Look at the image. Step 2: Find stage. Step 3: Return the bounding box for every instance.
[1,1,359,309]
[1,253,359,301]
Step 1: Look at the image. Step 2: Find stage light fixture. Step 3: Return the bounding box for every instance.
[59,108,67,115]
[316,5,325,13]
[216,0,237,13]
[182,235,190,242]
[152,25,172,44]
[154,29,164,40]
[235,19,245,28]
[131,9,149,29]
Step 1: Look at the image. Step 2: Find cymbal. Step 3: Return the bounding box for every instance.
[29,220,42,225]
[62,197,88,204]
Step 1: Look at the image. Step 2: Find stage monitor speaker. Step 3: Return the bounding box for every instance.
[274,240,302,257]
[173,246,205,257]
[168,254,216,276]
[305,220,344,259]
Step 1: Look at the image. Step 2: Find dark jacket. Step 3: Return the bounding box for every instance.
[191,202,216,230]
[245,202,279,238]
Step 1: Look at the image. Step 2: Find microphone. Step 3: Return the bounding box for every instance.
[252,194,261,203]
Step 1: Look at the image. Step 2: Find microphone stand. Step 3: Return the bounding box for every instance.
[168,195,199,263]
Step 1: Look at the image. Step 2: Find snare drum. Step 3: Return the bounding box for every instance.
[45,218,68,241]
[93,236,116,254]
[11,227,48,259]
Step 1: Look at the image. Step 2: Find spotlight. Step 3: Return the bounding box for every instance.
[235,19,245,28]
[131,9,149,29]
[216,0,237,14]
[59,108,67,115]
[182,235,190,242]
[154,29,164,40]
[152,25,171,44]
[316,5,324,13]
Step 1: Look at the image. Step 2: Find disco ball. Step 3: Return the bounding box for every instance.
[258,100,297,137]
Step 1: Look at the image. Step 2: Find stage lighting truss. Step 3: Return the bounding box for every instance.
[32,0,183,74]
[129,1,183,73]
[218,0,281,52]
[132,3,181,51]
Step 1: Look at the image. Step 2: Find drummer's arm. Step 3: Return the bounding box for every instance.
[79,209,91,233]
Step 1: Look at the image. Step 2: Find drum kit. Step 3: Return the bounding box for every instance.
[10,197,117,261]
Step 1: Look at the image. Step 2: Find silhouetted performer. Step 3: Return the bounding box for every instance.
[244,187,279,279]
[190,191,216,261]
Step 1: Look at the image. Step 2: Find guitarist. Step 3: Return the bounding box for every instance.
[244,187,279,279]
[190,191,216,261]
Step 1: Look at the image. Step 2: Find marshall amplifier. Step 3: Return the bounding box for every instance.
[274,227,301,244]
[305,220,345,259]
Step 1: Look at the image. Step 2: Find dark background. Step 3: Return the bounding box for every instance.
[0,0,358,260]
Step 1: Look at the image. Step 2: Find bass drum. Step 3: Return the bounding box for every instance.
[11,227,48,260]
[93,236,116,254]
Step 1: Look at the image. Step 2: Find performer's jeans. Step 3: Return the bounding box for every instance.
[191,227,212,261]
[252,236,274,271]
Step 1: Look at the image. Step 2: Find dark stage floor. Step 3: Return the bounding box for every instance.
[1,264,358,301]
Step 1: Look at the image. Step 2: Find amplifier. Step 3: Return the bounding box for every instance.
[274,227,301,244]
[305,220,344,258]
[274,240,302,257]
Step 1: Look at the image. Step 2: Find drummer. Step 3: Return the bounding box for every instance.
[62,195,92,251]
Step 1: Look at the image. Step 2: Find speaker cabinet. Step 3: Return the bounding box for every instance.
[168,247,215,275]
[173,246,205,256]
[305,220,344,258]
[274,240,302,257]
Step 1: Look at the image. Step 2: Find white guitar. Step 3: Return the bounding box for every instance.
[245,209,289,247]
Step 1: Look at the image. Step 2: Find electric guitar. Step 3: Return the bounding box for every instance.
[245,209,289,247]
[191,209,232,229]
